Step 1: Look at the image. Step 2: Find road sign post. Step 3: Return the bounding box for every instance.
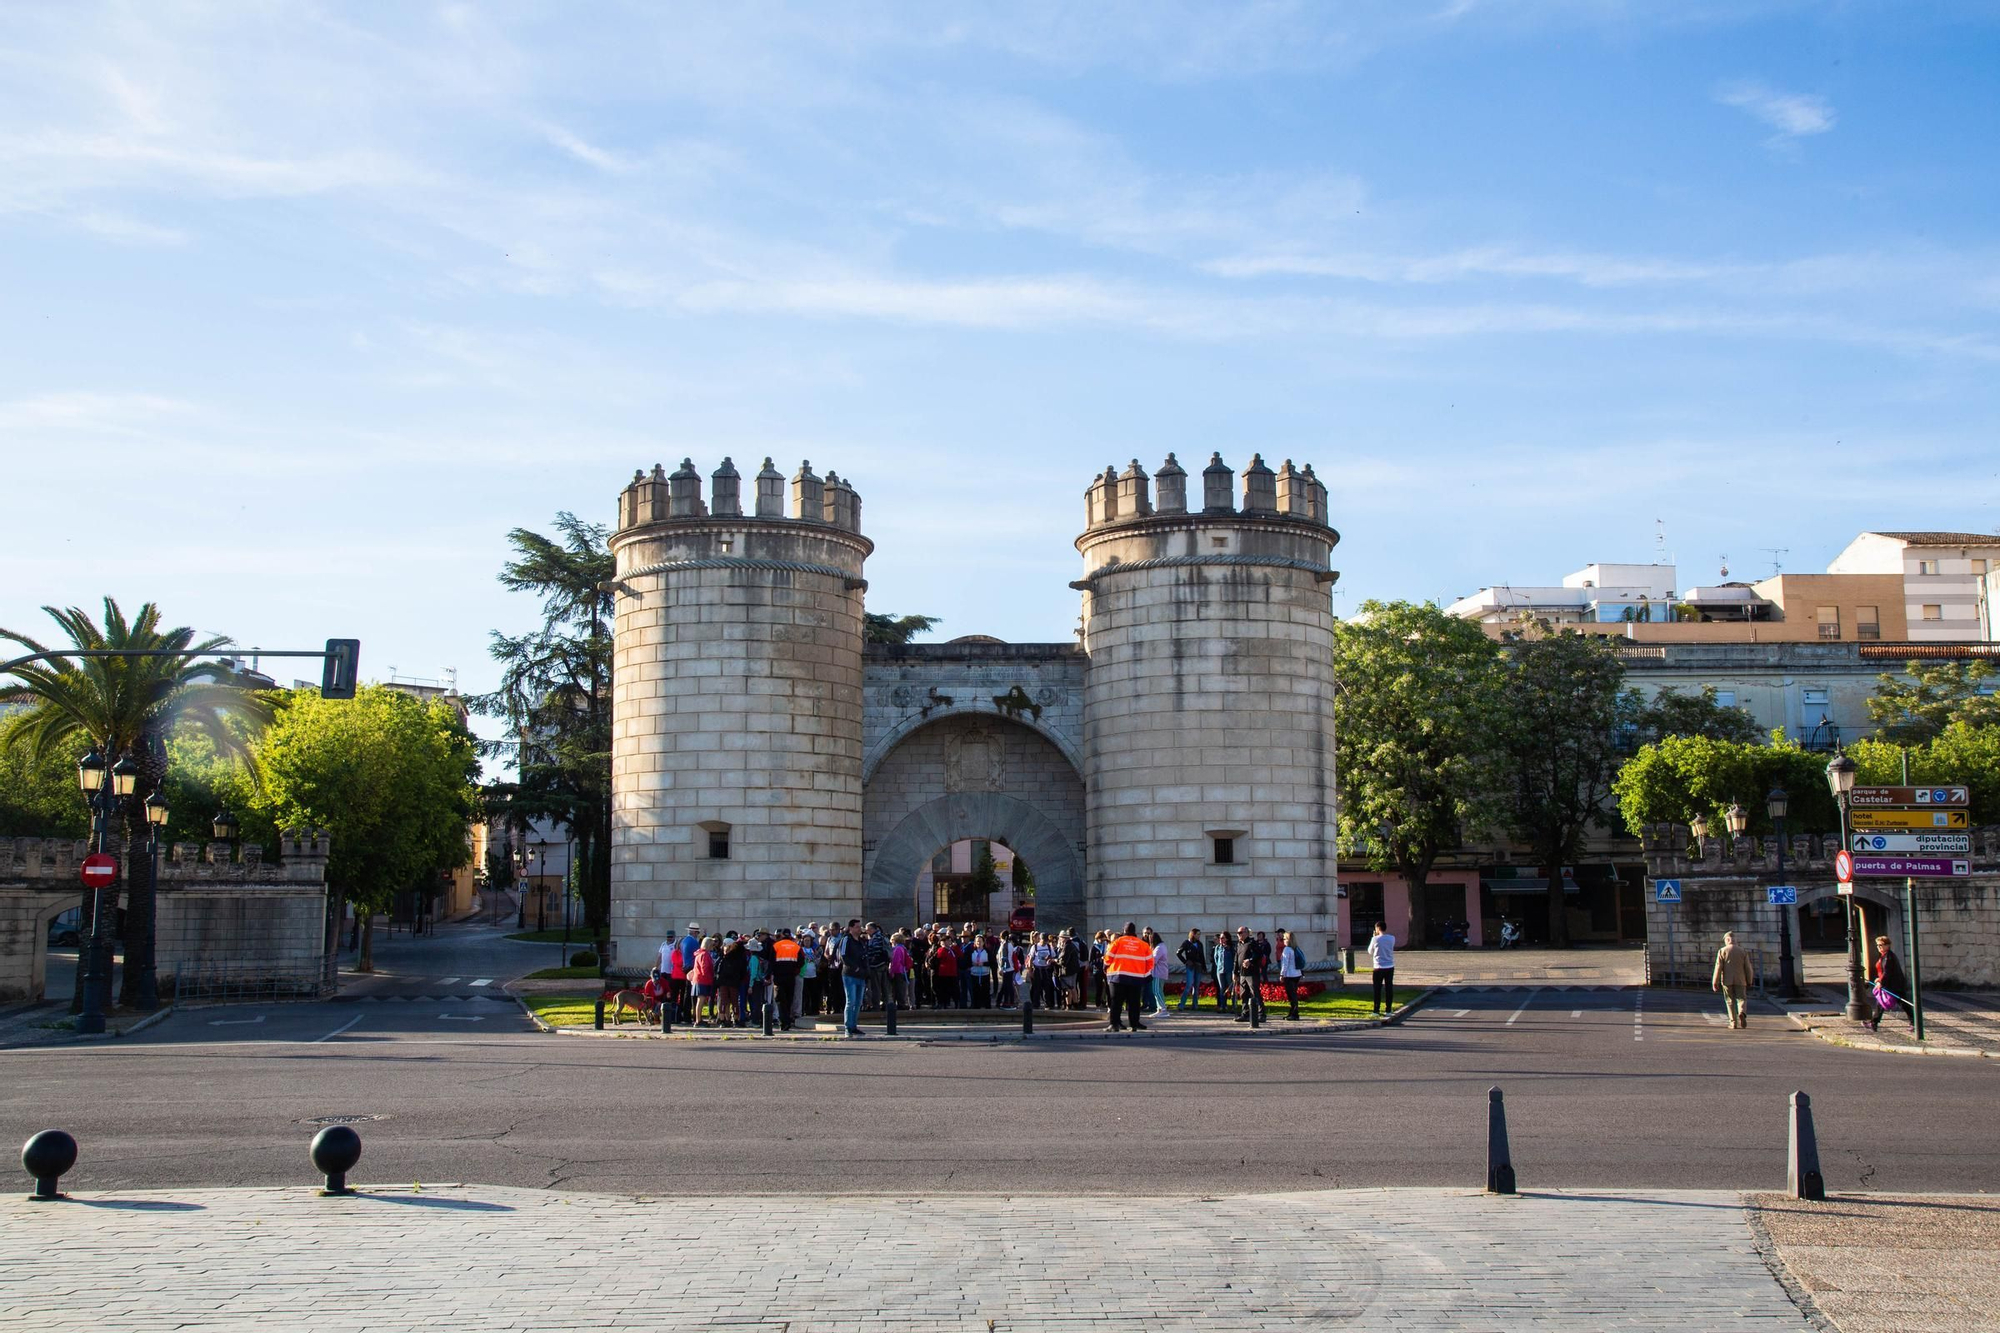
[1655,880,1682,985]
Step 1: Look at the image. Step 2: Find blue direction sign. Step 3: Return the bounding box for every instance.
[1767,885,1798,905]
[1655,879,1682,904]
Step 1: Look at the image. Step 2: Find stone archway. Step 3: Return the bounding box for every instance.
[863,791,1083,931]
[861,712,1086,931]
[1796,884,1901,958]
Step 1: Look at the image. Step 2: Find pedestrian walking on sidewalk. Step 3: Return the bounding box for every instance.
[1367,922,1396,1015]
[1104,923,1152,1032]
[1870,935,1913,1032]
[1711,931,1754,1029]
[1233,926,1265,1024]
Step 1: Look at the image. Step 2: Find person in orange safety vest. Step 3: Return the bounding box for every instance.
[1103,923,1153,1034]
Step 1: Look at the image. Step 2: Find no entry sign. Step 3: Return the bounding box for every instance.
[79,853,116,887]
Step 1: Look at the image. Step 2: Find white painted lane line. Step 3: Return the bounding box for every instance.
[1505,990,1538,1026]
[1449,1009,1471,1018]
[207,1015,265,1027]
[438,977,460,985]
[469,979,493,988]
[1570,1009,1582,1018]
[313,1015,363,1043]
[439,1014,484,1022]
[1634,991,1645,1042]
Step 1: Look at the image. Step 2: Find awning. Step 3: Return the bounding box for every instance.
[1483,876,1581,895]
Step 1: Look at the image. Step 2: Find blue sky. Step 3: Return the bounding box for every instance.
[4,2,1998,761]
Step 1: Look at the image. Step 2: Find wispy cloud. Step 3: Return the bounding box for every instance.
[1716,81,1836,141]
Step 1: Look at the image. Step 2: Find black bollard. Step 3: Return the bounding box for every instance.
[310,1125,362,1197]
[1788,1091,1825,1201]
[762,998,775,1036]
[1486,1087,1517,1194]
[1022,1002,1034,1036]
[22,1130,77,1202]
[594,998,605,1031]
[885,1001,898,1037]
[659,998,671,1035]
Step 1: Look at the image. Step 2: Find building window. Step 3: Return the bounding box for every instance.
[1918,559,1940,575]
[1922,604,1943,621]
[1856,606,1879,641]
[707,830,730,860]
[1713,690,1736,708]
[1815,606,1840,640]
[1212,837,1236,865]
[1802,687,1829,706]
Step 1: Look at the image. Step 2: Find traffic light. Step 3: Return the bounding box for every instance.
[321,639,361,700]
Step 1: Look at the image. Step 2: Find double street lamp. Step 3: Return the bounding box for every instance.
[75,747,139,1033]
[1825,750,1870,1021]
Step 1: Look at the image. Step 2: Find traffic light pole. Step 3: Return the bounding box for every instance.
[0,640,361,698]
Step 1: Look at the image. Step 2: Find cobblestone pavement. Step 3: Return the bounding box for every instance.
[1752,1193,2000,1333]
[0,1186,1815,1331]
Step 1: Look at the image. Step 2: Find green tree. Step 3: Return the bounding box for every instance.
[1866,659,1999,745]
[1850,722,2000,817]
[1635,686,1762,746]
[471,514,615,951]
[0,731,91,839]
[1492,625,1637,947]
[254,686,477,972]
[967,845,1002,904]
[864,613,939,645]
[1614,735,1840,841]
[1334,600,1503,946]
[1,599,272,1009]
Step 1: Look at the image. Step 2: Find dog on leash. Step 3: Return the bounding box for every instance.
[603,986,659,1025]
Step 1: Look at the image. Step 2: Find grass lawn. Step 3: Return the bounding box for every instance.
[522,965,603,981]
[1170,986,1425,1019]
[504,929,605,945]
[522,993,609,1028]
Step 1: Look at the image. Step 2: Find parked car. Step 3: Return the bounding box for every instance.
[46,909,81,948]
[1007,903,1036,933]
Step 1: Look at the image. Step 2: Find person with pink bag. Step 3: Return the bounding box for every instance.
[1870,935,1914,1033]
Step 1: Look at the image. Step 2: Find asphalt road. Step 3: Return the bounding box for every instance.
[3,973,1993,1198]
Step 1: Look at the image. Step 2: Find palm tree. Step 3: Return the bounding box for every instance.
[1,599,273,1010]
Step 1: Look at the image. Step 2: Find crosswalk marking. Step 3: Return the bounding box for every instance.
[1702,1012,1724,1025]
[1505,990,1538,1026]
[469,978,493,988]
[438,977,460,985]
[1448,1009,1471,1018]
[1570,1009,1582,1018]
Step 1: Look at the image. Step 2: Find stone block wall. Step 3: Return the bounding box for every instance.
[1640,823,2000,987]
[609,459,873,962]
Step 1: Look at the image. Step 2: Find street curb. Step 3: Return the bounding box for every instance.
[1785,1010,1991,1058]
[69,1005,175,1042]
[1742,1198,1842,1333]
[519,987,1439,1043]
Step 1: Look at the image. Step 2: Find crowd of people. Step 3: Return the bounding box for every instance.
[644,918,1337,1035]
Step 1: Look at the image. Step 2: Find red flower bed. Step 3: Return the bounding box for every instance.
[1167,981,1323,1002]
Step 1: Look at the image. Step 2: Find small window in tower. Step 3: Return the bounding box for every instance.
[1212,837,1235,865]
[708,830,730,860]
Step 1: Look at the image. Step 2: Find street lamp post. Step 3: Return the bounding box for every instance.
[1765,786,1800,999]
[74,748,138,1033]
[1825,750,1870,1021]
[142,791,168,1010]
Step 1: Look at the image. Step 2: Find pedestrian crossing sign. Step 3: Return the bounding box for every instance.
[1655,880,1682,904]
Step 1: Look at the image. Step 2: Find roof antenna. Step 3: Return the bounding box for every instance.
[1654,519,1669,565]
[1762,548,1789,578]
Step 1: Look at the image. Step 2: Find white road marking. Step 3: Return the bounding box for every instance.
[439,1014,484,1022]
[1570,1009,1582,1018]
[1634,992,1645,1042]
[1505,990,1538,1026]
[1449,1009,1471,1018]
[207,1015,265,1027]
[313,1015,363,1043]
[438,977,460,985]
[1703,1011,1725,1025]
[469,979,493,988]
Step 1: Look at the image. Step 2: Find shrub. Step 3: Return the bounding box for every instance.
[568,950,599,969]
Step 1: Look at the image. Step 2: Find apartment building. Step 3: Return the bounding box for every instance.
[1828,531,2000,642]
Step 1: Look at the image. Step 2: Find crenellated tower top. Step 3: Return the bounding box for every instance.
[1081,452,1329,533]
[616,457,867,538]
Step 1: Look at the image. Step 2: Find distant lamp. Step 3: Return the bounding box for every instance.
[1825,750,1858,801]
[1724,802,1748,837]
[212,810,240,841]
[1688,811,1709,843]
[110,755,140,797]
[145,792,169,828]
[77,748,106,793]
[1766,786,1789,821]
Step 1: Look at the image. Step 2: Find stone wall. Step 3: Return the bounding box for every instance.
[1076,453,1340,955]
[1640,823,2000,988]
[609,459,872,963]
[0,832,331,1003]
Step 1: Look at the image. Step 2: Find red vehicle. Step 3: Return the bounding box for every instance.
[1007,903,1036,933]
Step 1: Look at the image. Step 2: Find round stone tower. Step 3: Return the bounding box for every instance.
[1075,453,1339,957]
[608,457,871,962]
